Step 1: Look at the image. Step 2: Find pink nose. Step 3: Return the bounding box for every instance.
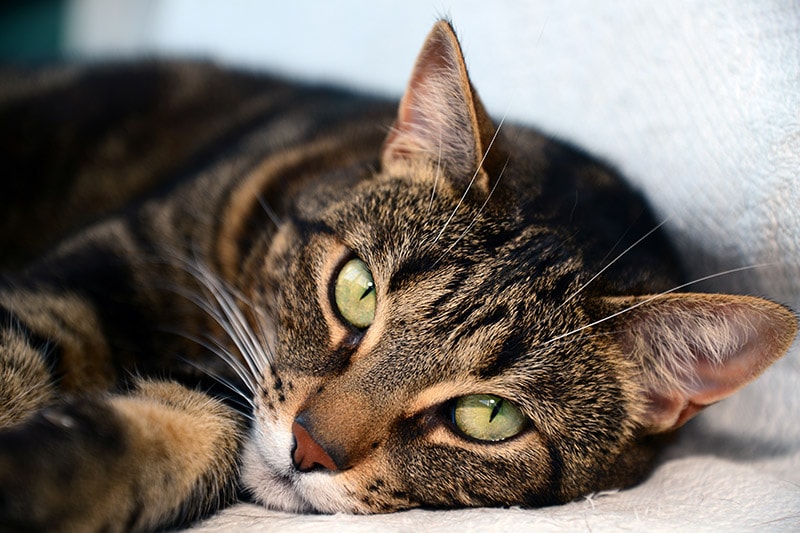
[291,421,339,472]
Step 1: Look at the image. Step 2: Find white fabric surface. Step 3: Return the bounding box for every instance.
[67,1,800,530]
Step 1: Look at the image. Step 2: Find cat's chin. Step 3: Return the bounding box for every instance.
[241,422,367,514]
[240,439,314,513]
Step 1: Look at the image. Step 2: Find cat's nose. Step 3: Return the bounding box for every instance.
[291,420,339,472]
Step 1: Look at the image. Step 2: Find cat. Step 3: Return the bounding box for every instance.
[0,19,796,532]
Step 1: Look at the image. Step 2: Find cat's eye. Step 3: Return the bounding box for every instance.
[452,394,527,442]
[334,258,377,329]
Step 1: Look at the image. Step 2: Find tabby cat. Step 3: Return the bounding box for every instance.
[0,20,796,532]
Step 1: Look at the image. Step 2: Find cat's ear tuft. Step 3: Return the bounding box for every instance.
[381,20,502,197]
[607,293,797,434]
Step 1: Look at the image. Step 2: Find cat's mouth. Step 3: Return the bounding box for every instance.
[240,436,316,513]
[240,421,366,514]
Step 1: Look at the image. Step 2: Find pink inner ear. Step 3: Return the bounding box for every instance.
[644,347,758,432]
[395,30,457,139]
[644,392,706,432]
[688,334,766,404]
[611,293,797,434]
[380,21,487,181]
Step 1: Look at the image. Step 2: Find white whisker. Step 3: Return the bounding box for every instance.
[553,218,670,313]
[432,111,508,245]
[542,263,774,346]
[176,330,259,398]
[165,269,263,382]
[176,255,273,375]
[158,253,276,398]
[432,156,510,267]
[177,354,256,421]
[257,194,283,227]
[197,269,269,377]
[426,130,444,216]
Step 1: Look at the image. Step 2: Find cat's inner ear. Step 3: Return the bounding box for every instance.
[381,20,501,196]
[608,293,797,434]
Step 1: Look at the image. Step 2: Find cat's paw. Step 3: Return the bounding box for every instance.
[0,399,128,532]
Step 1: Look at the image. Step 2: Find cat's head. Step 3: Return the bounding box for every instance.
[237,20,797,512]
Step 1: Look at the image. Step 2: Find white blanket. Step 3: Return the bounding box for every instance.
[68,0,800,529]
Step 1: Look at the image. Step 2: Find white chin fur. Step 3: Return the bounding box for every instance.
[240,438,313,513]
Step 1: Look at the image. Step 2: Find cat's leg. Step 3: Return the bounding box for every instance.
[0,290,116,430]
[0,219,248,530]
[0,378,244,532]
[0,308,57,428]
[0,291,246,531]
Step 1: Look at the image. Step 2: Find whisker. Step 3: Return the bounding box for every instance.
[177,355,256,422]
[174,329,260,398]
[162,322,259,400]
[159,253,275,388]
[257,194,283,228]
[432,156,510,267]
[161,278,264,386]
[197,270,269,376]
[432,111,508,245]
[553,218,670,313]
[171,254,273,378]
[426,130,444,216]
[542,263,774,346]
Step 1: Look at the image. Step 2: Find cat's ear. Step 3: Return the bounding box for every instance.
[381,20,502,196]
[607,293,797,434]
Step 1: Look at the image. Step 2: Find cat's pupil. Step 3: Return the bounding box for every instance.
[452,394,527,442]
[359,283,375,300]
[333,258,377,329]
[489,399,504,422]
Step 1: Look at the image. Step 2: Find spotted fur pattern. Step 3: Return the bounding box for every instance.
[0,21,795,531]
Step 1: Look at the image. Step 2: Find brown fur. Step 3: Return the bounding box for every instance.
[0,19,795,531]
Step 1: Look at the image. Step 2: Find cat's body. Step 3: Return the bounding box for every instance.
[0,21,795,532]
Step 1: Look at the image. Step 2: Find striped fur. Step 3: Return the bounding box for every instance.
[0,20,795,531]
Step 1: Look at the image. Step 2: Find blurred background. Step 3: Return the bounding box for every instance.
[0,0,65,62]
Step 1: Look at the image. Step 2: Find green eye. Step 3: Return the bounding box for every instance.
[452,395,527,442]
[334,258,376,329]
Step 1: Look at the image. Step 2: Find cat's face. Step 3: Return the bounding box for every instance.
[235,21,796,513]
[240,159,648,512]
